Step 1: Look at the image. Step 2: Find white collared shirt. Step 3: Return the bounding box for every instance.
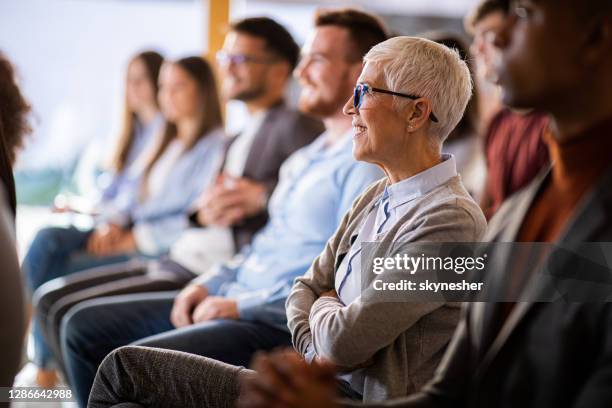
[334,154,458,305]
[224,110,267,177]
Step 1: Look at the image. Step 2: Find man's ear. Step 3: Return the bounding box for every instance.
[581,15,612,66]
[269,61,292,85]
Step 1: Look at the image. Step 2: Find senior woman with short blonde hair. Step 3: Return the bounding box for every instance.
[285,35,487,402]
[88,36,486,408]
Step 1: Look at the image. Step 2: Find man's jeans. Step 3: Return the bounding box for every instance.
[60,291,292,407]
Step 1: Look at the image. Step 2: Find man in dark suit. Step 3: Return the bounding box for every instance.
[237,1,612,407]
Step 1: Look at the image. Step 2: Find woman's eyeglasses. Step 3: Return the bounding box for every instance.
[353,83,439,123]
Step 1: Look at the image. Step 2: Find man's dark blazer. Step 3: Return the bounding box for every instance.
[354,165,612,408]
[192,101,323,252]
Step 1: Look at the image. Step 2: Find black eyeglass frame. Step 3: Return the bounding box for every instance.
[353,83,439,123]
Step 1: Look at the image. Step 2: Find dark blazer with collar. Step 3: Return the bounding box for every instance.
[353,165,612,408]
[193,101,323,251]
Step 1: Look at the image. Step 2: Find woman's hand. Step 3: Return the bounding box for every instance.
[86,224,122,255]
[320,289,339,299]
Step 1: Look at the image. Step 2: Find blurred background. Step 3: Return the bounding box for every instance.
[0,0,479,255]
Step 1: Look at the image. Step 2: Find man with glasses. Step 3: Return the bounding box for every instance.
[195,16,324,252]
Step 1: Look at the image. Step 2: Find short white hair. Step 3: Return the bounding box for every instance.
[364,36,473,145]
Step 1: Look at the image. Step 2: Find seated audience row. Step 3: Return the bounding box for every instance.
[4,0,608,407]
[23,54,227,388]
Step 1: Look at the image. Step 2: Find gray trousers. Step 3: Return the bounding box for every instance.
[88,345,255,408]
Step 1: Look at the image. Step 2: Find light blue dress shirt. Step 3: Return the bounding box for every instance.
[194,131,384,329]
[335,153,458,305]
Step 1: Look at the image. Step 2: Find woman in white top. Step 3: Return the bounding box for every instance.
[22,56,225,387]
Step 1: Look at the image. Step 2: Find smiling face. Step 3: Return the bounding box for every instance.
[294,26,359,118]
[343,62,409,164]
[157,63,201,122]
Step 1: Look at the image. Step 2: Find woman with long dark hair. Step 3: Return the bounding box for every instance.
[100,50,165,206]
[21,56,225,388]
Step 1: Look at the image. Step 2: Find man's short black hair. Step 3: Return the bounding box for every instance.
[314,8,389,62]
[464,0,511,34]
[229,17,300,70]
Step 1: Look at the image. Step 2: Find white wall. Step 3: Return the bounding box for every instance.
[0,0,205,171]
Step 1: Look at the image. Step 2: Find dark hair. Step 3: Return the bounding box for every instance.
[110,50,164,173]
[0,52,31,165]
[465,0,511,34]
[0,52,31,216]
[0,130,16,217]
[314,8,389,63]
[427,32,479,142]
[230,17,300,70]
[140,56,223,198]
[572,0,612,19]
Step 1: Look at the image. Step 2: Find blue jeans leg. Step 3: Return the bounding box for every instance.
[22,226,92,294]
[60,291,177,407]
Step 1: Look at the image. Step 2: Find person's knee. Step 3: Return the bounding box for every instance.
[89,346,142,408]
[60,303,99,354]
[30,227,65,255]
[23,227,71,289]
[99,346,139,376]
